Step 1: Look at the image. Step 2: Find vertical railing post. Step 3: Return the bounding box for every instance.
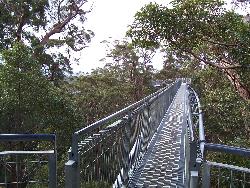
[202,162,211,188]
[4,156,7,187]
[190,171,199,188]
[121,115,131,186]
[189,141,199,188]
[48,153,57,188]
[141,105,150,154]
[65,159,79,188]
[230,170,233,188]
[184,129,190,187]
[243,172,246,188]
[184,84,190,187]
[65,134,80,188]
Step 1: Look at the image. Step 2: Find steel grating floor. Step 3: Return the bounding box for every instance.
[129,84,187,188]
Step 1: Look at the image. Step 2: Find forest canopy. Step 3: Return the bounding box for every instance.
[0,0,249,186]
[0,0,94,83]
[128,0,250,101]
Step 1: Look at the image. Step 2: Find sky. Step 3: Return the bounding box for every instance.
[72,0,168,73]
[71,0,249,73]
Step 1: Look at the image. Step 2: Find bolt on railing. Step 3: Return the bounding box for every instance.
[0,134,57,188]
[65,80,182,188]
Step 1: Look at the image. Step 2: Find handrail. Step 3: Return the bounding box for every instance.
[187,100,195,142]
[65,79,182,188]
[75,80,180,136]
[188,86,205,158]
[0,150,55,155]
[206,161,250,173]
[204,143,250,158]
[187,85,207,188]
[69,80,181,164]
[187,86,250,188]
[0,134,56,142]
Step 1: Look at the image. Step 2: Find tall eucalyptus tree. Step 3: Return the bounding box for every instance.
[128,0,250,101]
[0,0,94,82]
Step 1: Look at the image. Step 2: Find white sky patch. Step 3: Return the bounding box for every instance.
[72,0,168,73]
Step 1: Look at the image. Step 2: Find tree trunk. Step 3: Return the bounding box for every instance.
[194,54,250,102]
[222,68,250,101]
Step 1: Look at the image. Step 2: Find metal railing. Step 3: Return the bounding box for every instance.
[0,134,57,188]
[184,83,194,187]
[65,80,182,188]
[201,143,250,188]
[186,86,250,188]
[185,85,206,187]
[1,80,249,188]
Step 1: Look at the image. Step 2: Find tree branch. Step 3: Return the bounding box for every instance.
[186,50,246,69]
[40,0,88,46]
[40,12,76,45]
[202,38,238,47]
[16,12,27,42]
[57,0,64,23]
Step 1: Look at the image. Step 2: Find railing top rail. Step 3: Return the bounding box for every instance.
[0,150,55,155]
[0,134,56,142]
[205,143,250,158]
[188,86,205,142]
[188,86,206,159]
[75,79,181,136]
[206,161,250,173]
[186,92,195,141]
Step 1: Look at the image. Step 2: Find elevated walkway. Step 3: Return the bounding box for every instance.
[129,83,187,187]
[1,79,250,188]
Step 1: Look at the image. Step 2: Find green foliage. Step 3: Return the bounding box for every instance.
[0,0,49,49]
[102,40,155,101]
[0,43,78,137]
[0,0,94,82]
[67,67,154,125]
[192,68,250,169]
[0,43,50,132]
[0,43,82,186]
[0,0,249,185]
[81,181,111,188]
[193,68,249,144]
[128,0,250,100]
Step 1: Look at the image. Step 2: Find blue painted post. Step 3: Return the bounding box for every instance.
[189,141,199,188]
[202,162,210,188]
[65,134,80,188]
[48,153,57,188]
[190,171,199,188]
[65,159,79,188]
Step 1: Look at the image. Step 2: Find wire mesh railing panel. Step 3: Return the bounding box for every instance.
[78,119,125,186]
[65,80,182,188]
[0,134,56,188]
[186,85,250,188]
[201,161,250,188]
[0,152,53,187]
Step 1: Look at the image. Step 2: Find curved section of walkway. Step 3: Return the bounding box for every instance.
[129,84,187,187]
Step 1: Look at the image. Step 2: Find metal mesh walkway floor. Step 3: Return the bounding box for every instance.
[129,84,187,187]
